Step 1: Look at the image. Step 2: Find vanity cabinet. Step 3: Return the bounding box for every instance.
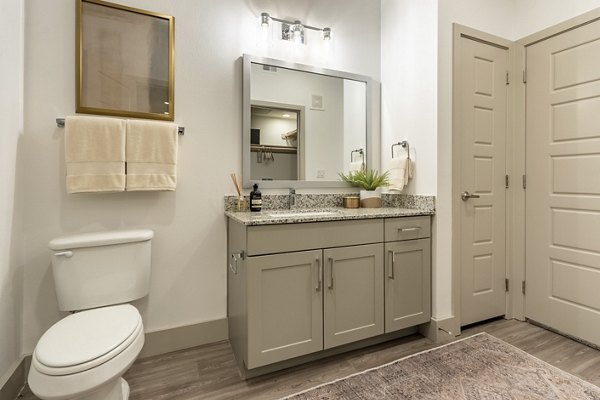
[384,217,432,332]
[227,215,430,376]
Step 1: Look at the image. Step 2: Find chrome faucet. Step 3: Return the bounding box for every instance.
[289,188,296,209]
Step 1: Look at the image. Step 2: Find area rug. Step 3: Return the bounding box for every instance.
[281,333,600,399]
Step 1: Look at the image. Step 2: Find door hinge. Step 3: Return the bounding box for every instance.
[522,174,527,189]
[522,281,526,295]
[505,174,509,189]
[523,69,527,84]
[505,278,509,292]
[506,71,510,85]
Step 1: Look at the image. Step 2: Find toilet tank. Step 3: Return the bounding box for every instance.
[48,230,153,312]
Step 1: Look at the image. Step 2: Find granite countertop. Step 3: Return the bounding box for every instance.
[225,207,434,226]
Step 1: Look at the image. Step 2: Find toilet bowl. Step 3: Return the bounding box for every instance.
[28,230,153,400]
[29,304,144,400]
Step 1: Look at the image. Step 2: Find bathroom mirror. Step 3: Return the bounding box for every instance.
[76,0,175,121]
[243,54,371,188]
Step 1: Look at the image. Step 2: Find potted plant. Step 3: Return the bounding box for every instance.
[339,169,390,208]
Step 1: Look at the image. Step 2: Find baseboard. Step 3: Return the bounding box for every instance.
[419,316,458,343]
[0,356,28,400]
[139,318,229,358]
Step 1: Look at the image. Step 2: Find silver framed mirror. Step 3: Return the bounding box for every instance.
[242,54,371,188]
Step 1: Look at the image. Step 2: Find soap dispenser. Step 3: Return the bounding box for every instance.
[249,184,262,212]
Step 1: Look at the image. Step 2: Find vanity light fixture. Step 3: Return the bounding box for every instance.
[260,12,332,44]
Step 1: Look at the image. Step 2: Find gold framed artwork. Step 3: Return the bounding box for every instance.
[76,0,175,120]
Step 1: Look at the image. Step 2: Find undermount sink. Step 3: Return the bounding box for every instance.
[268,210,341,218]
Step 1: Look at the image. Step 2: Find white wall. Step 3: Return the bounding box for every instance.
[0,0,24,385]
[381,0,438,196]
[22,0,381,353]
[515,0,600,39]
[343,80,367,173]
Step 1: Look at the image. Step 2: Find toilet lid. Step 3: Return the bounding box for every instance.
[35,304,142,369]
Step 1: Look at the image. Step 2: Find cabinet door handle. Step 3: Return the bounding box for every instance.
[316,258,322,291]
[54,251,73,258]
[399,227,421,232]
[388,250,395,279]
[328,256,334,289]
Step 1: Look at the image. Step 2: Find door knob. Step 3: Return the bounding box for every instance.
[461,191,480,201]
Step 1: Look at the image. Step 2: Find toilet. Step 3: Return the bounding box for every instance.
[28,229,154,400]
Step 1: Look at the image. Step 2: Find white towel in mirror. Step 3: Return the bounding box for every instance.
[349,161,364,173]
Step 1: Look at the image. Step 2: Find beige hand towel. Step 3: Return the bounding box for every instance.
[388,156,408,191]
[126,120,178,191]
[65,116,126,193]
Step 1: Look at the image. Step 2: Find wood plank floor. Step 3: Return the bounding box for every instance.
[17,319,600,399]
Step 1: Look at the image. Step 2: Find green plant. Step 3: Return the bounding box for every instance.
[338,169,390,191]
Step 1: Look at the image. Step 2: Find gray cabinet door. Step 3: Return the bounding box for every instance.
[247,250,323,368]
[323,243,384,349]
[385,239,431,332]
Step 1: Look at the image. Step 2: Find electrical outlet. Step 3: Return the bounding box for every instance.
[316,169,325,178]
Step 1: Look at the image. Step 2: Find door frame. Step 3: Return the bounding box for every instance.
[451,24,518,335]
[515,7,600,324]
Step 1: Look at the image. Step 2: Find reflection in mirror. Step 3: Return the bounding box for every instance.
[251,106,300,181]
[243,55,371,188]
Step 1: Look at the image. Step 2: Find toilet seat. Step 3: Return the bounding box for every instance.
[33,304,142,375]
[28,304,145,400]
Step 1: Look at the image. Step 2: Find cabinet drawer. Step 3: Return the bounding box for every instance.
[384,216,430,242]
[247,219,383,256]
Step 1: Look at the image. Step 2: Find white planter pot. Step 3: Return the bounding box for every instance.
[359,189,382,208]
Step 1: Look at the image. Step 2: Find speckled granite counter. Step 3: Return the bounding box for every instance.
[225,207,434,226]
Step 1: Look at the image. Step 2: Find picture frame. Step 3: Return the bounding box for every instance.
[76,0,175,121]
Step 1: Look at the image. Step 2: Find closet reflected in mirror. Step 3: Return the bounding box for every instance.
[251,105,302,181]
[243,54,371,188]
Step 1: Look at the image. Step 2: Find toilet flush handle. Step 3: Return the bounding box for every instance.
[54,251,73,258]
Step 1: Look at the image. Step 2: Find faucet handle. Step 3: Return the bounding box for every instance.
[289,188,296,194]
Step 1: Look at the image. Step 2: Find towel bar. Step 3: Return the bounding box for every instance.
[391,141,409,158]
[56,118,185,135]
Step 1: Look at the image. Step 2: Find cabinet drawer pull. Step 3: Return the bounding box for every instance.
[398,227,421,232]
[388,250,395,279]
[316,258,322,291]
[328,257,334,289]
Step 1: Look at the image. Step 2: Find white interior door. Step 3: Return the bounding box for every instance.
[459,35,508,326]
[526,18,600,346]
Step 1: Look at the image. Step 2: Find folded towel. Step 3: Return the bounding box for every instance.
[388,156,408,191]
[65,116,126,193]
[126,120,178,191]
[349,161,364,173]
